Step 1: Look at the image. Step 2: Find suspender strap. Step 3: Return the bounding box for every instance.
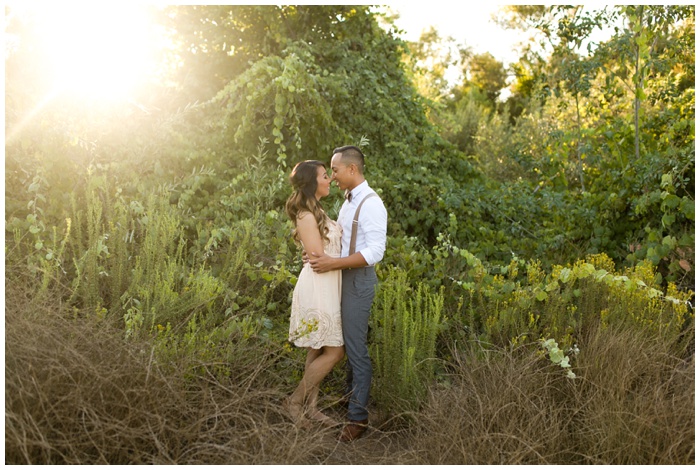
[349,192,379,255]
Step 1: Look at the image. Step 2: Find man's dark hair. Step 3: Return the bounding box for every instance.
[333,145,365,174]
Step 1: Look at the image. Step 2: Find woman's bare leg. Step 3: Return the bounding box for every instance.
[305,350,322,414]
[287,346,344,422]
[286,348,321,421]
[306,355,338,416]
[305,346,345,426]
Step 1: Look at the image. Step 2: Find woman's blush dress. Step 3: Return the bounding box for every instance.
[288,219,343,349]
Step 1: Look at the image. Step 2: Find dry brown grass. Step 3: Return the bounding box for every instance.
[571,324,695,464]
[4,284,409,464]
[401,325,695,464]
[6,282,694,464]
[401,342,581,464]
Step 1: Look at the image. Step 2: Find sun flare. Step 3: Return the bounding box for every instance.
[28,4,158,101]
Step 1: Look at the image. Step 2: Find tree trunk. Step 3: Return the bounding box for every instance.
[575,93,585,192]
[633,5,643,161]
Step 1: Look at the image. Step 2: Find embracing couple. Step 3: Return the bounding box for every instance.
[283,145,387,442]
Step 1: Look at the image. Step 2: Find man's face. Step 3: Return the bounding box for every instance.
[330,153,353,191]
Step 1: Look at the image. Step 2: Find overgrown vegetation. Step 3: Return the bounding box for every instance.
[370,268,444,417]
[405,325,694,465]
[5,288,333,465]
[6,283,693,464]
[5,4,694,464]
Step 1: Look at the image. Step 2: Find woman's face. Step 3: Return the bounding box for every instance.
[314,165,331,199]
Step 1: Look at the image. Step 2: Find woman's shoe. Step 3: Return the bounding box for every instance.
[283,397,311,428]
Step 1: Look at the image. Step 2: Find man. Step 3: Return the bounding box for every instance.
[308,145,387,442]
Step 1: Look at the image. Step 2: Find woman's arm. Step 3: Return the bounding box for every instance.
[296,212,326,259]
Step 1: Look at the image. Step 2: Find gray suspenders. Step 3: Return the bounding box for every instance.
[348,193,379,255]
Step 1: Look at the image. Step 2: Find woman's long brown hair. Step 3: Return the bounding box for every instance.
[285,160,330,244]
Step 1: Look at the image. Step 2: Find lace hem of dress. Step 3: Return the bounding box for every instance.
[289,306,343,348]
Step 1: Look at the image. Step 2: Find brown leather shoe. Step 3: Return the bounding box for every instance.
[338,419,368,442]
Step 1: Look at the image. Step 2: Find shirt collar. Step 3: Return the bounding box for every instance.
[348,180,369,202]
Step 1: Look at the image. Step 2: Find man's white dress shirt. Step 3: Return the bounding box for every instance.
[337,181,387,266]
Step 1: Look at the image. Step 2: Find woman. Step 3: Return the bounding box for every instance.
[284,160,344,427]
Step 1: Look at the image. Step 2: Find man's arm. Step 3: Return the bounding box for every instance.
[308,251,367,273]
[356,198,387,266]
[310,196,387,273]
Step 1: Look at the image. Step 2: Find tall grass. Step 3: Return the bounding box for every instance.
[401,325,695,464]
[7,281,692,464]
[449,251,693,352]
[19,172,274,336]
[4,285,348,465]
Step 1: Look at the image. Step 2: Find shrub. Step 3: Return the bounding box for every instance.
[438,237,693,353]
[370,268,444,417]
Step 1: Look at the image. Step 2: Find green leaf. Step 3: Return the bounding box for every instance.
[647,288,662,299]
[502,281,515,295]
[680,198,694,220]
[549,348,565,363]
[661,194,680,210]
[662,213,676,227]
[662,235,677,249]
[577,263,596,278]
[559,268,572,283]
[660,173,673,189]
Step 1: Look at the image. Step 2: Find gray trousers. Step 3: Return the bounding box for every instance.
[341,266,378,422]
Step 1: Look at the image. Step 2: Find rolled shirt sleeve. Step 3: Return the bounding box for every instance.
[357,197,387,266]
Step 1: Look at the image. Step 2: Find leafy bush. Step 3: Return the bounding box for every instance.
[431,231,693,353]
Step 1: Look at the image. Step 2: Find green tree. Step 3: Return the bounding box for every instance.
[600,6,694,161]
[466,52,508,104]
[403,26,457,102]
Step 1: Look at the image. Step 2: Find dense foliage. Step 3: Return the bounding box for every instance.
[5,5,694,464]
